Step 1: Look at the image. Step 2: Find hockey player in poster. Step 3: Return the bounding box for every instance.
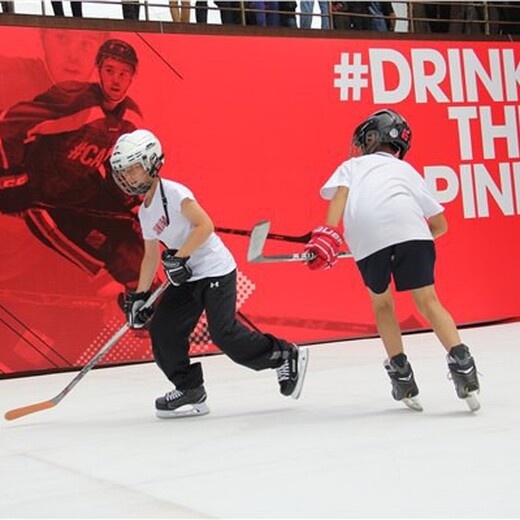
[0,38,149,373]
[304,109,481,412]
[0,29,109,294]
[0,39,144,290]
[110,129,309,417]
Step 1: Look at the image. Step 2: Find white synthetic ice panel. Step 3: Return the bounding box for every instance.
[1,322,519,518]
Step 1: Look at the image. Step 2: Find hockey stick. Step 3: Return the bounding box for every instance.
[33,203,136,221]
[247,220,353,263]
[4,281,169,421]
[215,226,312,243]
[32,203,313,243]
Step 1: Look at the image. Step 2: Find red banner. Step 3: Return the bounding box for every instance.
[1,26,519,375]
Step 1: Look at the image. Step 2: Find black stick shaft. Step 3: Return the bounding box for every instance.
[215,226,311,243]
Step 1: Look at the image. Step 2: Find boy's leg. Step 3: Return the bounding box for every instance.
[368,288,421,410]
[204,270,309,399]
[383,354,422,411]
[149,284,209,417]
[357,247,421,409]
[368,287,403,358]
[446,344,480,411]
[392,240,480,410]
[411,285,461,351]
[392,240,463,355]
[410,282,480,410]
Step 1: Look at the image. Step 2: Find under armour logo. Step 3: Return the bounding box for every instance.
[210,281,219,289]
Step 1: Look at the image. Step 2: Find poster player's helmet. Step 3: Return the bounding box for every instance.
[96,39,138,72]
[110,130,164,195]
[352,109,412,159]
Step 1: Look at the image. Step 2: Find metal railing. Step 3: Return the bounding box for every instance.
[1,1,519,36]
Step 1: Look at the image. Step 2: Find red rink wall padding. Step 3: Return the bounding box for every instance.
[1,26,519,376]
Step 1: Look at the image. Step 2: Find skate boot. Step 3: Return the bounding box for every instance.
[276,343,309,400]
[447,344,480,412]
[155,385,210,418]
[384,354,422,411]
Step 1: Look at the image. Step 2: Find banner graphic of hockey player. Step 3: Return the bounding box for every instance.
[0,25,519,376]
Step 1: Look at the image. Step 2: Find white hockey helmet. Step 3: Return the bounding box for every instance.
[110,129,164,195]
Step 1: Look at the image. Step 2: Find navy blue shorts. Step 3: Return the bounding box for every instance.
[356,240,436,294]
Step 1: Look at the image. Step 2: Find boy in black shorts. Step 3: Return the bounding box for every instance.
[304,109,480,412]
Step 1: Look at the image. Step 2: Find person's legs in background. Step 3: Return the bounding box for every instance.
[71,1,82,17]
[300,0,313,29]
[122,1,140,20]
[319,1,330,29]
[51,1,64,16]
[1,1,14,13]
[195,1,208,23]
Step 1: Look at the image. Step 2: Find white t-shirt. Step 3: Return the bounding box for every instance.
[320,152,444,261]
[139,179,236,280]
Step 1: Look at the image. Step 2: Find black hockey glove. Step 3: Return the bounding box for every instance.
[162,249,193,286]
[123,290,154,329]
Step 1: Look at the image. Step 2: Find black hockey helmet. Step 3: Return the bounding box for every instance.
[352,108,412,159]
[96,39,138,72]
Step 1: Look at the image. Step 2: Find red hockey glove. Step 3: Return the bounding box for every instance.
[304,225,343,271]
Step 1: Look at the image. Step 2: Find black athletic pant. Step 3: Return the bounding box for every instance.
[149,269,289,390]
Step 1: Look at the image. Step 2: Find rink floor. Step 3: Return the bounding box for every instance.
[1,321,519,518]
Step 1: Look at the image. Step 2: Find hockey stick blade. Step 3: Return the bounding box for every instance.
[247,220,272,262]
[5,399,58,421]
[247,220,352,263]
[4,281,169,421]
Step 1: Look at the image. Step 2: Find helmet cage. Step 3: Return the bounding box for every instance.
[110,131,164,196]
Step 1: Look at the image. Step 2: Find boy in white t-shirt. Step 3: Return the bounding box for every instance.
[305,109,480,412]
[109,129,308,418]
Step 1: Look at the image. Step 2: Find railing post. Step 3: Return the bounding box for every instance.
[483,1,490,36]
[408,1,415,33]
[239,0,246,26]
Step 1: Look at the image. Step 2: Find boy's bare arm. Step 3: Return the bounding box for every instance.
[428,213,448,239]
[137,239,160,292]
[326,186,349,227]
[176,198,215,257]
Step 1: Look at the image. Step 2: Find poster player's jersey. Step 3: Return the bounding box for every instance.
[0,82,142,211]
[0,82,145,284]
